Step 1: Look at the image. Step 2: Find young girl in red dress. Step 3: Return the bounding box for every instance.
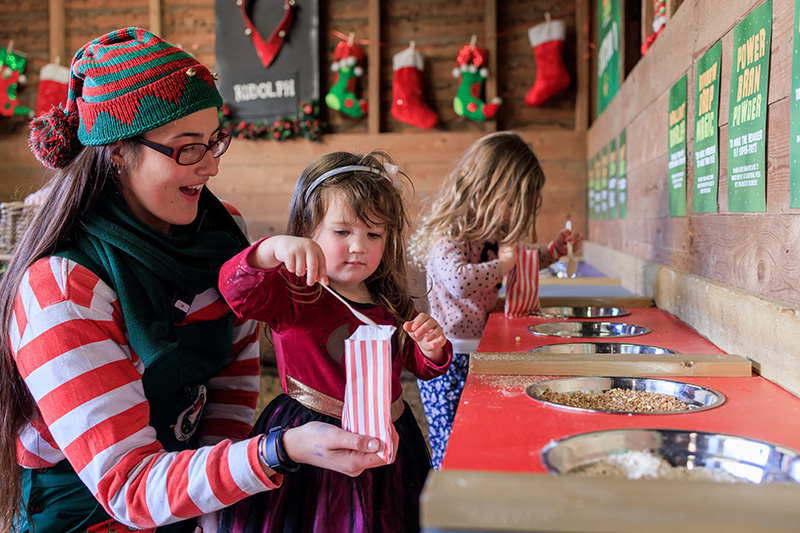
[218,151,452,532]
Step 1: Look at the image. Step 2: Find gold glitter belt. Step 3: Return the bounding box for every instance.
[285,375,405,422]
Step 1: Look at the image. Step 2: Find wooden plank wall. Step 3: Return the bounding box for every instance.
[588,0,800,307]
[586,0,800,394]
[0,0,586,247]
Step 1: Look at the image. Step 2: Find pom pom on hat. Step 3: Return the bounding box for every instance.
[28,27,223,170]
[28,105,81,170]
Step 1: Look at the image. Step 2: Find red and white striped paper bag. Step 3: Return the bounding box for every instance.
[504,244,541,317]
[342,325,398,463]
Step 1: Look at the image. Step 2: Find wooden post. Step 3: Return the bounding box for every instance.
[367,0,380,134]
[641,0,653,48]
[149,0,161,37]
[619,0,627,84]
[48,0,65,65]
[665,0,683,19]
[575,1,590,131]
[484,0,497,133]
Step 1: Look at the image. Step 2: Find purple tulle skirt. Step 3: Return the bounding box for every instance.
[219,394,431,533]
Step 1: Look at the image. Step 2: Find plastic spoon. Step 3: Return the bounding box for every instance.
[321,283,380,327]
[565,219,577,278]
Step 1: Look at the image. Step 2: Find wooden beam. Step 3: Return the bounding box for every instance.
[641,0,650,48]
[422,469,800,532]
[48,0,65,65]
[484,0,497,133]
[469,352,753,377]
[666,0,684,19]
[367,0,380,134]
[149,0,161,37]
[575,0,590,131]
[619,0,627,83]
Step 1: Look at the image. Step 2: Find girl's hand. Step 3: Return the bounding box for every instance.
[553,229,584,258]
[498,243,519,275]
[250,235,329,286]
[281,421,386,476]
[403,313,448,365]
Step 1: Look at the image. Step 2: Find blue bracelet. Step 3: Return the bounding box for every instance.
[262,426,300,474]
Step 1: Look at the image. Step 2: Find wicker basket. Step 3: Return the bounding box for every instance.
[0,201,37,255]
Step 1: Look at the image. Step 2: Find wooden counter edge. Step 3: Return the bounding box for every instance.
[469,352,753,377]
[420,469,800,532]
[539,277,622,286]
[538,295,654,307]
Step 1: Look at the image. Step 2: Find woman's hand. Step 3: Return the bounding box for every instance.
[249,235,328,286]
[403,313,448,365]
[498,243,519,275]
[281,422,386,476]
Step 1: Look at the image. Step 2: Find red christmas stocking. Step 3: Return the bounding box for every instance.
[391,47,438,129]
[0,48,30,117]
[35,62,69,117]
[524,19,570,107]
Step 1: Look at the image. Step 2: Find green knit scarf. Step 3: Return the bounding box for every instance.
[69,187,248,367]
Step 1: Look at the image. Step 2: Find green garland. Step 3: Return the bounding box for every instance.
[219,99,324,141]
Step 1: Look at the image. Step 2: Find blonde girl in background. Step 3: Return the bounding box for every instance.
[408,131,582,468]
[217,151,452,532]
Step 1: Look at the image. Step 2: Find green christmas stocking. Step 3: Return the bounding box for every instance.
[452,44,500,121]
[0,48,31,117]
[325,41,368,118]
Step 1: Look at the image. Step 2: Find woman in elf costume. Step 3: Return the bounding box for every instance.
[0,27,385,533]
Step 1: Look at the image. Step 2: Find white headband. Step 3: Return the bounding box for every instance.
[303,163,399,202]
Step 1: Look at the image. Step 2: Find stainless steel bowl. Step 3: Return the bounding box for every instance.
[527,321,651,338]
[542,429,800,483]
[526,377,725,414]
[538,306,631,319]
[529,342,675,355]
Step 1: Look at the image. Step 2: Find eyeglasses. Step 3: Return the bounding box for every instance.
[135,133,232,166]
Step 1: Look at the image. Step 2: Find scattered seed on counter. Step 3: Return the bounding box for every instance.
[540,388,692,412]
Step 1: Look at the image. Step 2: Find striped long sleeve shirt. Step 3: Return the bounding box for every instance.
[10,255,279,528]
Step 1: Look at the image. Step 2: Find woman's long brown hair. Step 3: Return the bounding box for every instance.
[0,143,131,532]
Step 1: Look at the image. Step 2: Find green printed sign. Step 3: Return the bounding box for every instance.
[618,130,627,218]
[727,0,771,212]
[601,147,609,219]
[593,154,601,219]
[791,0,800,207]
[608,139,618,219]
[668,74,688,217]
[693,42,722,213]
[596,0,621,116]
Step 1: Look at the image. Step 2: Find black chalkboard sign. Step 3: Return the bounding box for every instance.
[214,0,319,122]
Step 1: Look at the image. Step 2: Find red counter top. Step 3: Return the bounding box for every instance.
[441,373,800,473]
[441,308,800,473]
[477,307,725,354]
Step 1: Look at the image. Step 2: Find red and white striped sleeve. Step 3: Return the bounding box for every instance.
[11,256,277,528]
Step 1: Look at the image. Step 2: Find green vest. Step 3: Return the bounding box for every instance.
[18,248,233,533]
[17,188,247,533]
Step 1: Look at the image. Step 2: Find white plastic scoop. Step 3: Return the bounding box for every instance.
[565,219,577,278]
[321,283,380,327]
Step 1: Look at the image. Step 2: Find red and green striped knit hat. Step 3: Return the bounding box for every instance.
[29,27,223,170]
